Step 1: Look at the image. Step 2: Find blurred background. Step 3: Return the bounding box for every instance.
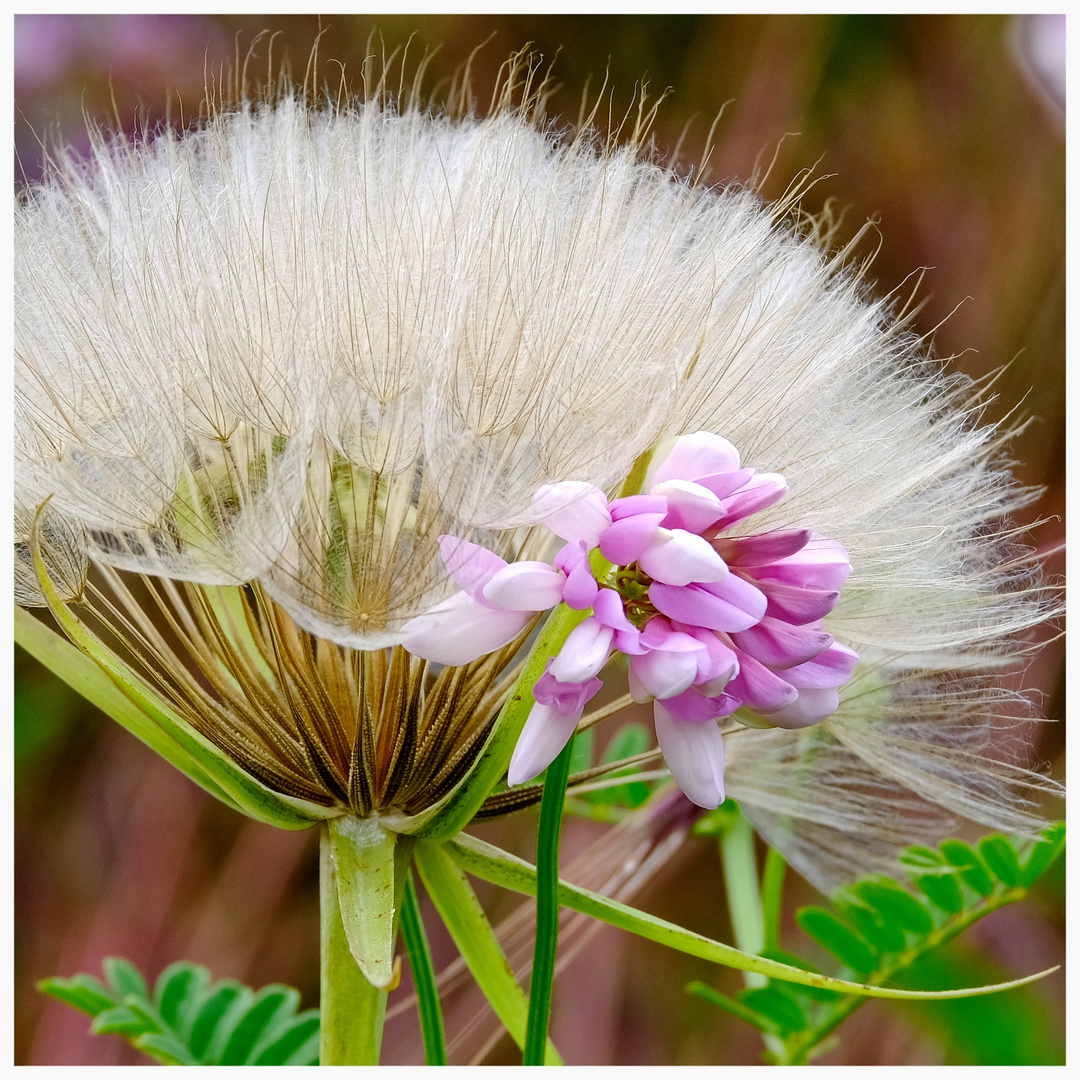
[14,13,1064,1066]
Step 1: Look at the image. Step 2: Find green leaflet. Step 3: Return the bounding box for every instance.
[39,958,319,1066]
[445,832,1057,1001]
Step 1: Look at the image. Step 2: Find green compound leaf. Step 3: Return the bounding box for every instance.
[831,887,907,956]
[38,958,319,1066]
[692,823,1064,1066]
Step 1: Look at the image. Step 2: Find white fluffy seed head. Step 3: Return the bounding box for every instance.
[14,87,1059,887]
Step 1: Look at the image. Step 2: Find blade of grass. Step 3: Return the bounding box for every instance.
[523,733,574,1065]
[400,872,447,1065]
[413,841,561,1064]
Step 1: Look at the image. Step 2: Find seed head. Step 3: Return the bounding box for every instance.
[15,79,1058,888]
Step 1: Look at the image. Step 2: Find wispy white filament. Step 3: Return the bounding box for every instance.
[14,90,1058,888]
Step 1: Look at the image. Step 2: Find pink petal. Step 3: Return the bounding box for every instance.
[688,467,756,501]
[400,591,532,665]
[730,616,833,669]
[650,577,764,633]
[782,642,859,689]
[598,512,666,565]
[714,528,810,566]
[701,574,769,622]
[653,699,727,809]
[678,628,739,691]
[555,541,599,610]
[660,686,740,722]
[652,479,724,534]
[593,587,636,632]
[532,481,612,546]
[483,561,566,611]
[638,529,730,586]
[649,431,741,486]
[639,617,704,651]
[533,663,604,717]
[766,687,841,729]
[613,627,645,654]
[550,618,614,683]
[650,573,767,633]
[716,473,788,528]
[754,577,841,624]
[752,536,852,591]
[726,652,799,712]
[507,701,582,786]
[629,647,701,701]
[438,535,506,605]
[609,494,669,521]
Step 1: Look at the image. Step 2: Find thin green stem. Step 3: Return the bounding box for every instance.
[761,844,787,954]
[720,807,765,989]
[523,732,575,1065]
[400,872,447,1065]
[413,841,562,1063]
[319,824,387,1065]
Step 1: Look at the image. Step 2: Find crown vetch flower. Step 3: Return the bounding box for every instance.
[15,88,1057,890]
[410,431,860,807]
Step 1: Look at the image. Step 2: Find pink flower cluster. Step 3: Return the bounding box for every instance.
[401,432,857,808]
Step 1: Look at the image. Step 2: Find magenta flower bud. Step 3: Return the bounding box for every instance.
[730,616,834,670]
[715,528,811,566]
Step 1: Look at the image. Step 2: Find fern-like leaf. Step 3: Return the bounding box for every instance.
[38,959,319,1066]
[690,822,1064,1065]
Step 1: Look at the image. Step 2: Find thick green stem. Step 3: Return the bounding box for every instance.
[720,807,766,989]
[523,733,575,1065]
[319,824,388,1065]
[400,872,447,1065]
[720,809,785,1061]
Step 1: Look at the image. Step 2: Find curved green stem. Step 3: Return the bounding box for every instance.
[523,733,575,1065]
[400,872,447,1065]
